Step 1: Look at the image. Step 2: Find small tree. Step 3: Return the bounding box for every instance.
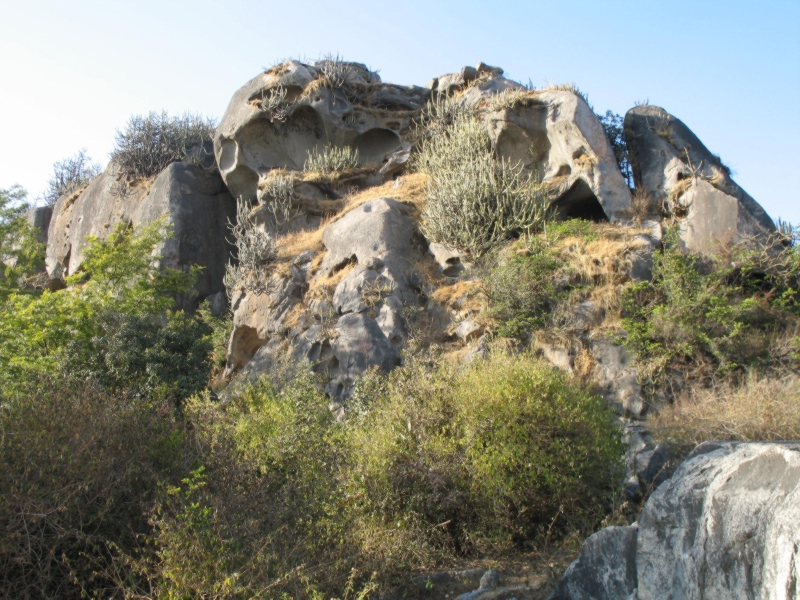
[42,149,102,205]
[597,111,633,188]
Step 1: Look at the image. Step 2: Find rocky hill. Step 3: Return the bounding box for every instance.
[5,58,797,599]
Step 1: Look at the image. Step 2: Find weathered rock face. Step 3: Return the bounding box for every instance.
[46,162,236,306]
[548,442,800,600]
[625,105,775,253]
[226,197,424,399]
[214,59,429,202]
[485,90,632,221]
[27,206,52,244]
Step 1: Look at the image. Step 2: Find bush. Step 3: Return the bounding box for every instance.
[345,352,624,555]
[223,197,277,295]
[304,143,362,172]
[0,185,44,294]
[622,228,800,392]
[110,111,216,179]
[64,309,213,403]
[0,385,186,599]
[414,112,548,256]
[483,240,564,338]
[42,148,101,205]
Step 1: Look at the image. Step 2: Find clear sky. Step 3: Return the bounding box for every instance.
[2,0,798,222]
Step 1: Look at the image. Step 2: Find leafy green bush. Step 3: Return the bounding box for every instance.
[483,241,564,338]
[65,309,212,403]
[345,352,624,555]
[0,219,203,399]
[0,185,44,294]
[414,112,548,256]
[597,111,633,188]
[110,111,216,179]
[622,228,800,391]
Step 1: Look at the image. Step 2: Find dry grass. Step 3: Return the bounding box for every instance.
[649,376,800,446]
[430,280,485,313]
[335,172,428,222]
[630,187,658,222]
[485,89,545,112]
[306,258,357,302]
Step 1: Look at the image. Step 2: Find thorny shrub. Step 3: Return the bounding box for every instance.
[223,197,277,296]
[110,111,216,180]
[42,148,102,205]
[304,143,362,173]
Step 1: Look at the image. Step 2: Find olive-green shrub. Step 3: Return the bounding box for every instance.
[414,112,549,256]
[345,352,624,555]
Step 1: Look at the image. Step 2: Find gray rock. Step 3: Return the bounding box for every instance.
[454,319,483,342]
[429,242,470,276]
[214,60,428,201]
[549,442,800,600]
[27,206,52,244]
[46,162,235,306]
[325,312,401,397]
[637,442,800,600]
[484,90,632,221]
[625,105,775,253]
[591,339,645,417]
[546,526,638,600]
[479,569,501,589]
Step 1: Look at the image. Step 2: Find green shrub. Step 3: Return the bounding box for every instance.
[0,219,202,399]
[345,352,624,554]
[223,197,277,295]
[110,111,216,179]
[0,185,44,294]
[597,111,633,188]
[483,241,564,338]
[65,309,213,403]
[304,143,362,172]
[414,112,549,256]
[622,228,800,391]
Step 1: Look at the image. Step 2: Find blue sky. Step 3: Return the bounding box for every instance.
[2,0,798,222]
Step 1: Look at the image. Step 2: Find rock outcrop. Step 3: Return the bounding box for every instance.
[213,59,429,203]
[625,105,775,253]
[46,162,236,307]
[484,90,632,221]
[548,441,800,599]
[226,197,424,399]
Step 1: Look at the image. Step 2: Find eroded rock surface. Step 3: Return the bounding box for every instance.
[226,197,424,399]
[214,59,429,202]
[548,442,800,600]
[625,105,775,253]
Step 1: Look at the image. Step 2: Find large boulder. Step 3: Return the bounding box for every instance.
[547,441,800,599]
[46,162,236,307]
[225,197,423,399]
[484,90,632,221]
[213,59,429,202]
[625,105,775,253]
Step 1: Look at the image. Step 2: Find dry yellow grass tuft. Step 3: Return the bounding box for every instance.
[649,377,800,445]
[335,172,428,221]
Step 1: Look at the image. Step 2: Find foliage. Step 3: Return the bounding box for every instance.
[259,171,304,230]
[414,112,549,256]
[42,148,102,205]
[0,185,44,295]
[0,384,185,599]
[223,197,277,295]
[0,218,202,400]
[622,228,800,392]
[345,352,624,555]
[110,111,216,179]
[257,85,295,122]
[597,111,633,188]
[304,143,362,172]
[483,241,564,338]
[64,309,212,403]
